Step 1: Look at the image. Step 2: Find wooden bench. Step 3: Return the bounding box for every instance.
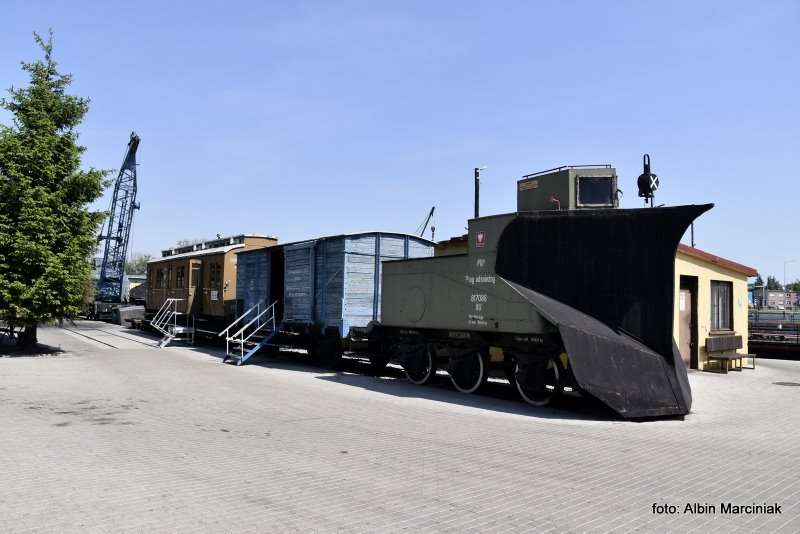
[705,334,755,373]
[707,352,743,374]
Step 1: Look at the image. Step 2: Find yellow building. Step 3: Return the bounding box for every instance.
[673,244,757,371]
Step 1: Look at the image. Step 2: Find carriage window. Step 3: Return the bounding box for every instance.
[209,263,221,289]
[711,281,733,331]
[190,265,200,288]
[176,266,185,288]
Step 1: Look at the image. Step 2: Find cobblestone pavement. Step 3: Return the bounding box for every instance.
[1,322,799,533]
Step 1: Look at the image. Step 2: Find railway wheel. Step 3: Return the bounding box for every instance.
[515,357,562,406]
[403,345,437,385]
[447,350,487,393]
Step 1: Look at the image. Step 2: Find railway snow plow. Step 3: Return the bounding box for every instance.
[376,163,713,419]
[495,204,713,418]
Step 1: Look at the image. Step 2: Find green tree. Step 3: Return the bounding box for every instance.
[786,279,800,292]
[0,31,107,348]
[125,253,152,275]
[766,276,783,291]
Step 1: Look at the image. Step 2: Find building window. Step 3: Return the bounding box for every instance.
[711,281,733,331]
[176,266,185,288]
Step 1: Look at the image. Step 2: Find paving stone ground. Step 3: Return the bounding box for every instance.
[1,321,799,533]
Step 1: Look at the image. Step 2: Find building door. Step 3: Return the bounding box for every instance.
[188,260,202,316]
[678,275,698,369]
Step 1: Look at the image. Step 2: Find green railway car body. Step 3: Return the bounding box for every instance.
[382,213,543,335]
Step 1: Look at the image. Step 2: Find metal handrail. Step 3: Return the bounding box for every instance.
[151,299,173,328]
[232,300,276,339]
[218,300,262,338]
[152,298,184,335]
[157,300,179,328]
[227,300,278,361]
[152,299,176,332]
[521,164,612,179]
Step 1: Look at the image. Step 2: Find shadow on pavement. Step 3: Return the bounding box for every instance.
[0,341,65,357]
[243,349,621,422]
[83,325,624,423]
[318,368,621,423]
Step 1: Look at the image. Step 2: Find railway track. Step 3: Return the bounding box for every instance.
[60,325,158,349]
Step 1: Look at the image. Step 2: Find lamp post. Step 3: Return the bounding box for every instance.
[784,260,796,289]
[474,166,487,219]
[785,260,796,311]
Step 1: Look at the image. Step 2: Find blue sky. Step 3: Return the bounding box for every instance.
[2,1,798,281]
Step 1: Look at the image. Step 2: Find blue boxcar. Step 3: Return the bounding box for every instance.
[236,232,433,337]
[235,247,273,313]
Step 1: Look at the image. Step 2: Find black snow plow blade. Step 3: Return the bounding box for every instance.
[495,204,713,419]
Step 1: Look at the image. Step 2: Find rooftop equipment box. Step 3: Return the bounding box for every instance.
[517,165,618,211]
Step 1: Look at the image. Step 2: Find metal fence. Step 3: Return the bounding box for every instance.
[749,309,800,346]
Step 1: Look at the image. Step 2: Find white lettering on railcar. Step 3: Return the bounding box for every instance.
[465,274,496,285]
[469,292,489,317]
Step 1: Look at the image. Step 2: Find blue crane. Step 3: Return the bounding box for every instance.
[96,132,140,303]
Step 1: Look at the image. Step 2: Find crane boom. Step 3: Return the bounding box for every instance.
[96,132,140,303]
[417,206,435,237]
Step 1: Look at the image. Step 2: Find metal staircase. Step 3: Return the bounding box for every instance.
[151,298,194,348]
[219,300,278,366]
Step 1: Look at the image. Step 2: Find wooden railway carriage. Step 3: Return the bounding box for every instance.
[146,235,276,334]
